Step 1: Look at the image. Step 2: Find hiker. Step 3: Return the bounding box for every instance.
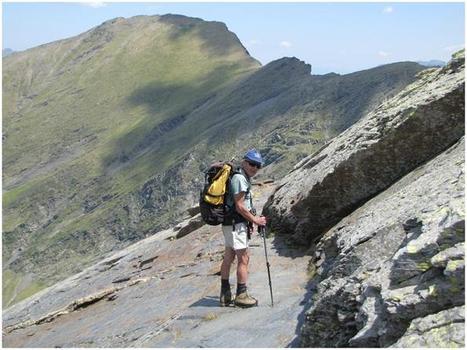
[220,149,267,307]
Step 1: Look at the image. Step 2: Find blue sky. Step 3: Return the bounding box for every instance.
[2,2,465,74]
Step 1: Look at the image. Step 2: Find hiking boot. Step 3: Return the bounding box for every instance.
[220,289,232,307]
[234,292,258,308]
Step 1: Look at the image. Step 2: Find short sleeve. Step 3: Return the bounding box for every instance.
[231,174,249,195]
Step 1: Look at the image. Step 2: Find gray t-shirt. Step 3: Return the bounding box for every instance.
[226,168,252,212]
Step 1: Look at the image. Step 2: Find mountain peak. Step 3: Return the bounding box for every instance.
[263,56,312,76]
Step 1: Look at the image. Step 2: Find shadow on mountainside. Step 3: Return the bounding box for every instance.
[268,232,310,259]
[102,64,246,174]
[255,182,310,259]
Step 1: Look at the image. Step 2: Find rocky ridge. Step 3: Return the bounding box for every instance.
[264,50,465,245]
[264,50,465,347]
[2,48,14,57]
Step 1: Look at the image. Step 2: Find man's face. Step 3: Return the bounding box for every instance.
[243,159,261,177]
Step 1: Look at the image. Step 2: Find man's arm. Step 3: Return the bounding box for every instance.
[234,192,267,227]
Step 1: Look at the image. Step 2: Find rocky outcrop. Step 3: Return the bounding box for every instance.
[300,137,464,347]
[263,50,465,245]
[260,50,465,347]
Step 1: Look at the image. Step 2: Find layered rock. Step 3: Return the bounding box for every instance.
[263,50,465,245]
[301,136,464,347]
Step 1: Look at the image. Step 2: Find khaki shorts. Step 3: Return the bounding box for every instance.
[222,222,249,250]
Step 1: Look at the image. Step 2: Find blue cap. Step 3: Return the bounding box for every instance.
[244,149,263,166]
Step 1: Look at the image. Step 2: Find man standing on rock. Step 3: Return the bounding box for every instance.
[220,149,267,308]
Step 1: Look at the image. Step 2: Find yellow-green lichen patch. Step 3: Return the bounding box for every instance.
[428,285,438,297]
[417,262,432,272]
[445,259,464,273]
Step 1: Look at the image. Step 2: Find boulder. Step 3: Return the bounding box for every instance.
[263,50,465,245]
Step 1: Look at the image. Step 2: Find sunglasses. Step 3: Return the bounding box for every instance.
[247,160,262,169]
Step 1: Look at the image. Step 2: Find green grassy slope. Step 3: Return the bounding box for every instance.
[2,14,260,307]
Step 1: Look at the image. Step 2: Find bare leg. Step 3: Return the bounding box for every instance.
[235,248,249,284]
[221,247,236,280]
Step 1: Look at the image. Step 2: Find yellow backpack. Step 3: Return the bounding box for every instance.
[200,162,240,225]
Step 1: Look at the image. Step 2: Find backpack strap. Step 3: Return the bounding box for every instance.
[234,167,253,209]
[224,168,253,225]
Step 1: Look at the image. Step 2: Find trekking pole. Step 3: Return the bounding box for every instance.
[259,225,274,307]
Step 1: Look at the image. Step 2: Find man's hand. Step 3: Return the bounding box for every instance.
[254,215,267,227]
[234,192,267,229]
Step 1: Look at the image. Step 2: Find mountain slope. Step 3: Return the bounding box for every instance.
[2,14,260,307]
[3,14,425,307]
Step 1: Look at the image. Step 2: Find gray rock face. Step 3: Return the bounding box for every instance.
[263,51,465,245]
[392,306,465,347]
[300,136,464,347]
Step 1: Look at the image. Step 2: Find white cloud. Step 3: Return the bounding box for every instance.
[378,51,390,57]
[383,6,394,14]
[249,39,260,46]
[280,41,292,48]
[81,1,107,8]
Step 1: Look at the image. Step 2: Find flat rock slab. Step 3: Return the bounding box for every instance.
[3,183,310,347]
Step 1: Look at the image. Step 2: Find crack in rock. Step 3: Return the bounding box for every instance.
[3,276,157,334]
